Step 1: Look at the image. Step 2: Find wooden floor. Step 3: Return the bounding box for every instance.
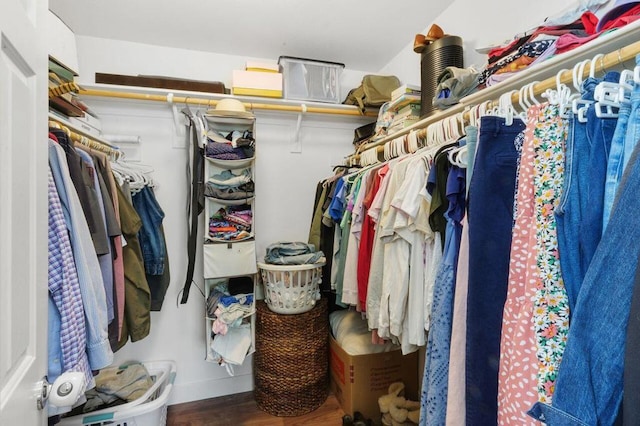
[166,391,346,426]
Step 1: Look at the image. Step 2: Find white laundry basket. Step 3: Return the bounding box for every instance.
[57,360,176,426]
[258,262,325,314]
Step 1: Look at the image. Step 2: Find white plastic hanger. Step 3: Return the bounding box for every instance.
[383,141,392,161]
[618,69,635,103]
[518,84,531,120]
[591,53,628,118]
[593,51,628,118]
[556,69,574,118]
[571,59,592,123]
[527,81,541,105]
[594,81,623,118]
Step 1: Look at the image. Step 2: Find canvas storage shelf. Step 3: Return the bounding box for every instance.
[202,108,258,369]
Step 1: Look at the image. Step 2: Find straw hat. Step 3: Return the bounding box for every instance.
[207,98,254,118]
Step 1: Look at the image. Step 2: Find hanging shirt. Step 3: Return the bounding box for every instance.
[342,170,370,306]
[357,165,388,311]
[47,168,94,390]
[366,161,396,332]
[76,149,115,326]
[393,153,435,346]
[49,140,113,370]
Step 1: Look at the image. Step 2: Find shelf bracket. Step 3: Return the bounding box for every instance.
[167,92,186,139]
[290,104,307,153]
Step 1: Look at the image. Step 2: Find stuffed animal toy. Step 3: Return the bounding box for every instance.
[378,382,420,425]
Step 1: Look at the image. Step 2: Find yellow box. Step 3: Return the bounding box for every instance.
[232,70,282,98]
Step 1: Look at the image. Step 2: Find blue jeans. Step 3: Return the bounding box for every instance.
[132,186,166,275]
[264,241,324,265]
[581,73,619,275]
[602,105,631,233]
[466,116,524,425]
[555,72,619,314]
[528,140,640,425]
[623,56,640,172]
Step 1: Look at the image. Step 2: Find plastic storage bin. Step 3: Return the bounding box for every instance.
[58,361,177,426]
[258,262,325,314]
[278,56,344,104]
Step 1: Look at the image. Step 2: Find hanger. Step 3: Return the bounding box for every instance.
[593,52,627,119]
[497,91,517,125]
[110,154,155,190]
[332,164,362,172]
[518,84,531,120]
[556,69,574,118]
[571,59,592,122]
[407,130,419,153]
[383,141,392,162]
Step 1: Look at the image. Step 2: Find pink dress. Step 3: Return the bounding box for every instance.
[498,105,541,425]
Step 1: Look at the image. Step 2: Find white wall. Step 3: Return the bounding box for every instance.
[75,37,371,405]
[379,0,576,85]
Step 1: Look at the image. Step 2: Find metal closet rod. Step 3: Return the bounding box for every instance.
[350,38,640,163]
[78,88,379,118]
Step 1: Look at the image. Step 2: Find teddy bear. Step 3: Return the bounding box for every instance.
[378,382,420,426]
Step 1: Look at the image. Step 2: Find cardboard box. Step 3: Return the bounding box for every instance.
[329,335,420,423]
[232,70,282,98]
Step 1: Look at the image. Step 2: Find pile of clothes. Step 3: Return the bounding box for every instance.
[206,279,254,371]
[482,0,640,87]
[432,0,640,108]
[205,130,254,161]
[208,205,252,241]
[64,362,154,415]
[264,241,326,265]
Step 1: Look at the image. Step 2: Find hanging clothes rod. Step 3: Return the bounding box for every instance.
[348,37,640,165]
[49,114,121,158]
[78,87,379,118]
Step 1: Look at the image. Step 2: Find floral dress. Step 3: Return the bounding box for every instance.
[498,102,571,424]
[531,103,570,404]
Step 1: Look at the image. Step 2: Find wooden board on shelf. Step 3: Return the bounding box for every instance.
[95,72,227,94]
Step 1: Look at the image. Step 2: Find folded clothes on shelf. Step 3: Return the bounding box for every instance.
[208,205,252,241]
[205,130,255,160]
[205,169,255,200]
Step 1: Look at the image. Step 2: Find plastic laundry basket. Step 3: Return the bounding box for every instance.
[57,360,177,426]
[258,262,325,314]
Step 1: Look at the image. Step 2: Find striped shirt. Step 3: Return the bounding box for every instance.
[48,169,93,388]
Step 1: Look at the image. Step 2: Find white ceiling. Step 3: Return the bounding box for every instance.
[49,0,449,71]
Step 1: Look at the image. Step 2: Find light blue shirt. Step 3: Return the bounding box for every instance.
[49,141,113,371]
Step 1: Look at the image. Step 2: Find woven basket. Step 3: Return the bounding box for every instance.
[254,299,329,416]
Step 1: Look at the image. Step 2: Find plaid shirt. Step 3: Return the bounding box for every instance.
[48,169,93,388]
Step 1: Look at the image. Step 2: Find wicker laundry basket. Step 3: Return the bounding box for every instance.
[254,298,328,416]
